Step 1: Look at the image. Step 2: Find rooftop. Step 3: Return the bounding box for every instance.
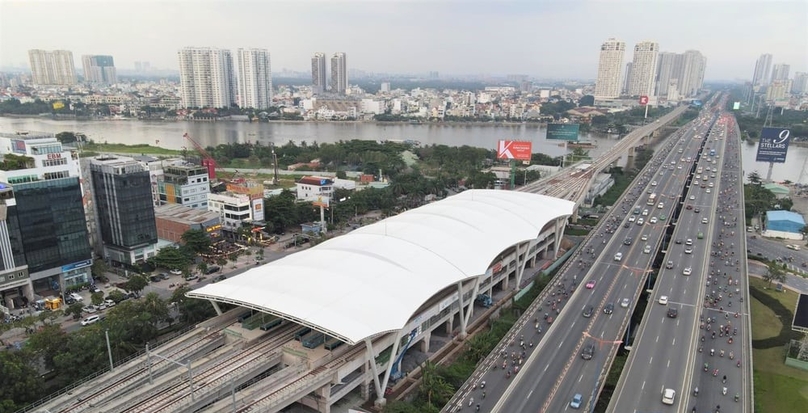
[155,204,220,225]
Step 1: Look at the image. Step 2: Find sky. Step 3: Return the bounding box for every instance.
[0,0,806,81]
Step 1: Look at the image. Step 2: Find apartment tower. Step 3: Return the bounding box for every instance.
[82,55,117,85]
[28,49,77,86]
[752,54,773,86]
[770,64,790,83]
[178,47,236,108]
[628,41,659,97]
[594,38,625,99]
[236,48,273,109]
[330,52,348,95]
[311,53,327,94]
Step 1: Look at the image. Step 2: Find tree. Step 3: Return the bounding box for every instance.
[419,360,455,408]
[0,351,42,410]
[55,131,79,144]
[125,275,149,297]
[25,324,68,371]
[91,291,105,306]
[170,285,217,324]
[181,229,211,254]
[763,263,787,286]
[748,171,762,185]
[152,246,191,271]
[197,262,209,275]
[65,302,85,320]
[91,259,110,281]
[578,95,595,106]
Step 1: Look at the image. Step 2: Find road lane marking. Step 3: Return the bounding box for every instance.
[641,381,645,390]
[667,359,671,368]
[578,374,584,383]
[672,338,676,346]
[649,356,653,364]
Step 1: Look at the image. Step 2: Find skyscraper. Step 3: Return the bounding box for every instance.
[770,64,790,83]
[330,52,348,94]
[178,47,236,108]
[594,38,625,99]
[82,55,117,85]
[622,62,633,95]
[236,48,273,109]
[752,54,773,86]
[792,72,808,94]
[28,49,77,86]
[655,52,677,97]
[89,156,157,266]
[628,41,659,97]
[671,50,707,98]
[311,52,327,94]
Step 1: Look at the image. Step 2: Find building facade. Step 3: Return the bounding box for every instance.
[156,163,210,210]
[296,176,334,202]
[753,53,773,87]
[594,38,625,99]
[771,64,790,83]
[207,192,264,234]
[155,204,221,243]
[0,182,31,312]
[312,52,327,95]
[178,47,236,108]
[236,48,273,109]
[792,72,808,94]
[89,156,158,266]
[655,52,677,98]
[81,55,117,85]
[628,41,659,97]
[330,52,348,95]
[28,49,77,86]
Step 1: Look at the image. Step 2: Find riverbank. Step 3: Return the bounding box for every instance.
[80,142,182,156]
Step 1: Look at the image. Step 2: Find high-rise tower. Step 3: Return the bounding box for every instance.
[178,47,236,108]
[330,52,347,95]
[752,54,773,86]
[628,41,659,97]
[82,55,117,85]
[770,64,790,83]
[28,49,77,86]
[236,48,273,109]
[311,53,327,94]
[594,38,625,99]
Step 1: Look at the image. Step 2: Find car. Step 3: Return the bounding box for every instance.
[104,299,116,307]
[83,305,97,313]
[81,315,100,326]
[69,292,83,302]
[686,205,693,210]
[662,388,676,405]
[570,393,583,409]
[708,182,714,188]
[89,285,101,294]
[585,280,596,289]
[683,267,692,276]
[659,296,669,305]
[185,274,199,281]
[628,215,636,222]
[677,165,682,169]
[603,303,614,314]
[686,238,693,245]
[651,181,657,186]
[621,298,631,308]
[641,234,648,241]
[212,275,227,283]
[582,306,594,318]
[614,253,623,262]
[657,202,664,209]
[643,245,652,254]
[706,188,711,193]
[667,308,678,318]
[149,275,161,283]
[624,222,630,228]
[637,218,644,225]
[702,217,708,224]
[649,217,658,224]
[642,209,649,216]
[158,273,169,280]
[666,260,674,269]
[581,344,595,360]
[695,174,701,180]
[684,246,693,254]
[675,238,682,244]
[689,195,696,200]
[169,269,183,275]
[697,232,704,239]
[694,208,700,213]
[624,237,632,245]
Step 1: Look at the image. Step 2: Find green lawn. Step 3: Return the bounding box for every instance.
[82,142,182,156]
[749,277,808,412]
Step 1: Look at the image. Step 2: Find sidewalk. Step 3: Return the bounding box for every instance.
[747,259,808,294]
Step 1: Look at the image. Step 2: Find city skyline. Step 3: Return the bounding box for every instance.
[1,0,805,80]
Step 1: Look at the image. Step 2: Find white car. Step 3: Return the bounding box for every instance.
[637,218,645,225]
[81,315,100,326]
[686,238,693,246]
[683,267,692,276]
[689,195,696,200]
[629,215,636,222]
[651,181,658,186]
[641,234,648,241]
[614,252,623,262]
[662,388,676,405]
[708,182,714,188]
[659,296,669,305]
[643,245,652,254]
[642,209,649,216]
[706,188,711,193]
[685,247,693,254]
[657,202,664,209]
[169,269,183,275]
[621,298,631,308]
[702,217,708,224]
[649,217,658,224]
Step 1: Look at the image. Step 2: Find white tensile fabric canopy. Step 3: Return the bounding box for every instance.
[188,189,575,344]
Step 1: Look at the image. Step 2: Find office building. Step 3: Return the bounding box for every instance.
[81,55,117,85]
[236,48,273,109]
[89,156,158,265]
[0,181,31,312]
[771,64,790,83]
[792,72,808,94]
[655,52,677,97]
[311,52,327,94]
[156,163,211,210]
[628,41,659,97]
[208,192,265,235]
[178,47,236,108]
[753,53,773,86]
[330,52,348,95]
[0,132,91,295]
[154,204,221,243]
[28,49,77,86]
[594,38,625,99]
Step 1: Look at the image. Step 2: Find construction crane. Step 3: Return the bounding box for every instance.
[183,132,217,180]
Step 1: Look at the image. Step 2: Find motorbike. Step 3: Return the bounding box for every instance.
[712,368,719,377]
[693,387,699,396]
[704,363,709,372]
[710,348,715,356]
[722,387,727,396]
[729,352,734,360]
[720,350,725,357]
[735,394,739,402]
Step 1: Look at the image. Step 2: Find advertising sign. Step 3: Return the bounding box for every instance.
[733,102,740,110]
[497,140,533,161]
[546,123,580,142]
[755,127,791,163]
[312,196,330,208]
[62,259,92,272]
[251,198,265,221]
[639,95,649,105]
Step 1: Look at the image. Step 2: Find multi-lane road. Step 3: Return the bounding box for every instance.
[484,105,720,413]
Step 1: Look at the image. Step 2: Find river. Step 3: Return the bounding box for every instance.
[1,116,805,183]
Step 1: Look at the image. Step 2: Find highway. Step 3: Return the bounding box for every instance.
[468,104,719,413]
[607,101,745,412]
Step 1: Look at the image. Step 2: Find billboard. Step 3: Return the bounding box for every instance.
[251,198,265,221]
[546,123,580,142]
[755,127,791,163]
[312,195,330,208]
[497,140,533,161]
[639,95,649,105]
[733,102,741,110]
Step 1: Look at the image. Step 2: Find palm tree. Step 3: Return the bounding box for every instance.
[764,263,787,286]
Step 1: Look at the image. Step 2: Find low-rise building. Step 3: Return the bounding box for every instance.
[296,176,334,202]
[156,163,210,209]
[155,204,221,243]
[208,192,265,235]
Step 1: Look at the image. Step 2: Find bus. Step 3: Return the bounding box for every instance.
[647,193,657,206]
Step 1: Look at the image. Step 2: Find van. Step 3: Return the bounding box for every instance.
[81,315,100,326]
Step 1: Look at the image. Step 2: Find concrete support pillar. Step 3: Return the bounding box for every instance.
[420,330,431,353]
[459,279,479,338]
[360,364,371,401]
[317,386,331,413]
[365,339,384,407]
[445,317,454,335]
[373,332,402,408]
[553,218,564,259]
[514,243,525,287]
[209,300,223,316]
[502,272,510,290]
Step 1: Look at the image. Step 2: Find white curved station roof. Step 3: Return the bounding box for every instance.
[188,189,575,345]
